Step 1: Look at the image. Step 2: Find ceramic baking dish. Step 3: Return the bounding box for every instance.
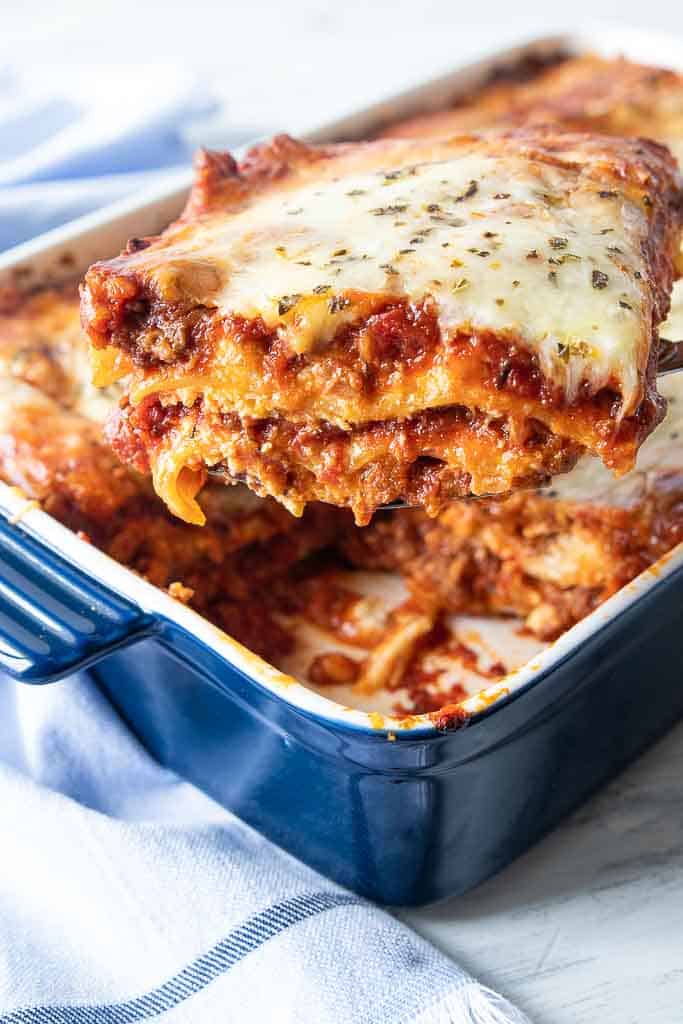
[1,28,683,907]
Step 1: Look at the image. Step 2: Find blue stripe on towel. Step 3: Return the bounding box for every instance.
[0,891,362,1023]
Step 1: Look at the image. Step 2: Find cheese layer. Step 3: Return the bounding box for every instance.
[180,155,645,393]
[84,133,682,423]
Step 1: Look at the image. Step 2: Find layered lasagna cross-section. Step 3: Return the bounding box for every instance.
[81,131,683,525]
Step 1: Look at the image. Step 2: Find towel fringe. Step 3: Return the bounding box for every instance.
[412,980,532,1024]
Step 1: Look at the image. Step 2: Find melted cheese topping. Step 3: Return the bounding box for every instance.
[155,154,650,410]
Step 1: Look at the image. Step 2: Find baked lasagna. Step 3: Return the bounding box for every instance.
[379,54,683,167]
[81,131,683,525]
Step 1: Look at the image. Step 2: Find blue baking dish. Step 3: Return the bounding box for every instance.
[1,497,683,907]
[2,28,683,907]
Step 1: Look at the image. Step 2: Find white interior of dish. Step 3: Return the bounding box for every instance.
[277,569,547,715]
[1,26,683,735]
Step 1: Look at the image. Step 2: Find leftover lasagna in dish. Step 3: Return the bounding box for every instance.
[81,130,683,524]
[3,283,683,719]
[379,53,683,168]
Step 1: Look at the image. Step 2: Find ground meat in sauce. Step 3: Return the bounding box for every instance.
[110,392,585,524]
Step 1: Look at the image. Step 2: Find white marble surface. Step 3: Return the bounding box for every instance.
[402,720,683,1022]
[4,3,683,1019]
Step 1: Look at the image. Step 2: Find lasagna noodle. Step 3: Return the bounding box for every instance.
[107,396,583,524]
[81,130,683,523]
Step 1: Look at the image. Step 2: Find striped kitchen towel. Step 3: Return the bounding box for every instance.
[0,671,530,1023]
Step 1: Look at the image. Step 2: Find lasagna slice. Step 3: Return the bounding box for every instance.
[81,131,683,525]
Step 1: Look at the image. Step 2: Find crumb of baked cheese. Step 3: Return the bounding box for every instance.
[168,580,195,604]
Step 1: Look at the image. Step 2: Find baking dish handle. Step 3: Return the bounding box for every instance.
[0,517,151,683]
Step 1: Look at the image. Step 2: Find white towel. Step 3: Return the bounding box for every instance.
[0,674,529,1023]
